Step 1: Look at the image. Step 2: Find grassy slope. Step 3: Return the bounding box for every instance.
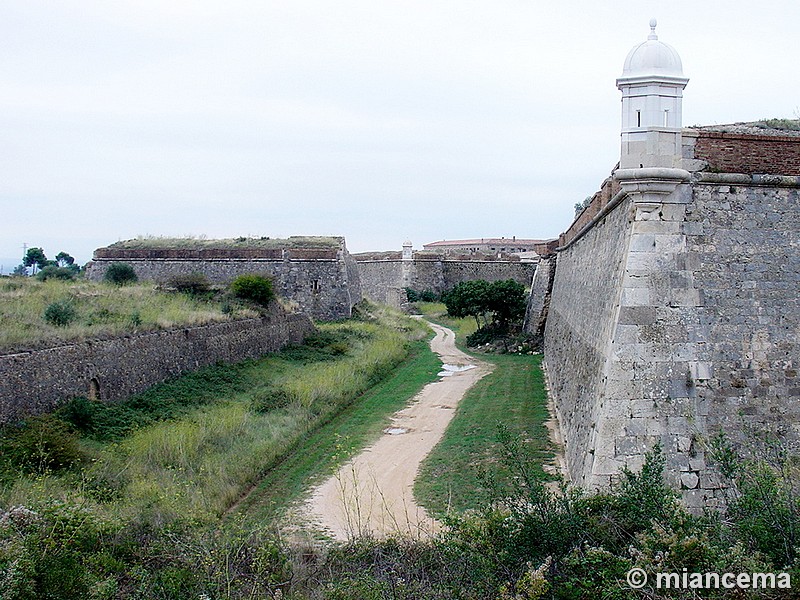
[0,307,433,528]
[0,278,254,352]
[413,303,554,515]
[233,338,442,524]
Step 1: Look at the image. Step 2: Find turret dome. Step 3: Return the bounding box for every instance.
[621,19,683,78]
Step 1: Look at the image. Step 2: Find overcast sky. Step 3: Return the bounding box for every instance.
[2,1,799,270]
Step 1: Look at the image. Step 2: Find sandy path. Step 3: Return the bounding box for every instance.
[303,321,492,540]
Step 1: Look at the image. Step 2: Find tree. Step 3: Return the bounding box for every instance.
[36,265,76,281]
[443,279,528,329]
[55,252,75,268]
[442,280,492,327]
[485,279,527,326]
[12,264,27,276]
[23,247,47,274]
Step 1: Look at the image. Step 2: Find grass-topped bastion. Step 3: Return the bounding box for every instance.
[85,235,362,321]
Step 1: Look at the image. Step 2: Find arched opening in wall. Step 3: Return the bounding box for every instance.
[88,378,102,401]
[311,280,321,295]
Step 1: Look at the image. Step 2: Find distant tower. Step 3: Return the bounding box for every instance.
[616,19,689,169]
[402,240,413,261]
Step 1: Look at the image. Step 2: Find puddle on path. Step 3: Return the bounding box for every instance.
[384,427,409,435]
[437,363,477,377]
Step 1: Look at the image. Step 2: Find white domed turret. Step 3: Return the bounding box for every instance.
[622,19,684,78]
[616,20,689,169]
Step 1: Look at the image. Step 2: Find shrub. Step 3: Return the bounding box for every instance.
[230,274,274,306]
[35,265,76,281]
[104,262,138,286]
[43,300,77,327]
[169,272,212,297]
[0,415,86,474]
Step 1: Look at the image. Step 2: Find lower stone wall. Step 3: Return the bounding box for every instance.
[356,261,405,306]
[689,178,800,459]
[0,304,314,424]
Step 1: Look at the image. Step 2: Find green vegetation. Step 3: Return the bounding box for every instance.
[42,299,78,327]
[230,273,275,306]
[0,303,440,598]
[441,279,530,349]
[404,287,439,303]
[103,262,138,285]
[35,265,76,281]
[0,278,256,352]
[756,118,800,132]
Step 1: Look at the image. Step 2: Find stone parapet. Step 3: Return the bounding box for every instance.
[0,303,315,424]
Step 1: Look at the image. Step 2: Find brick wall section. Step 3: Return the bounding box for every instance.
[0,303,314,424]
[693,132,800,176]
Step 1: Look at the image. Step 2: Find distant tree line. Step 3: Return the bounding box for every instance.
[14,247,81,280]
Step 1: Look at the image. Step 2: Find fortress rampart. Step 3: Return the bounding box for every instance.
[0,303,314,424]
[85,238,362,321]
[533,125,800,507]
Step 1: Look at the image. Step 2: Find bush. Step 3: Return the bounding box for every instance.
[405,288,439,303]
[104,262,138,286]
[169,272,212,297]
[43,300,77,327]
[0,415,86,474]
[35,265,76,281]
[230,274,274,306]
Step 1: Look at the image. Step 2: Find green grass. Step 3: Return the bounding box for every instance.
[412,302,554,515]
[415,353,552,515]
[232,337,442,523]
[0,277,255,352]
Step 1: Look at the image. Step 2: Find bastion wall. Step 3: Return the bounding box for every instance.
[85,244,362,321]
[0,303,314,424]
[540,158,800,508]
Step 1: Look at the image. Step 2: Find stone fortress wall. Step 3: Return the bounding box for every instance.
[527,124,800,508]
[85,237,362,321]
[355,251,538,307]
[0,303,314,424]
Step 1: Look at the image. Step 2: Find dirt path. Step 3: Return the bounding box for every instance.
[303,321,492,540]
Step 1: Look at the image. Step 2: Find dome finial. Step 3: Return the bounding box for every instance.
[648,18,658,40]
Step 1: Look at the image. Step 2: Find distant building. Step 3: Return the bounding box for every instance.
[422,237,557,257]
